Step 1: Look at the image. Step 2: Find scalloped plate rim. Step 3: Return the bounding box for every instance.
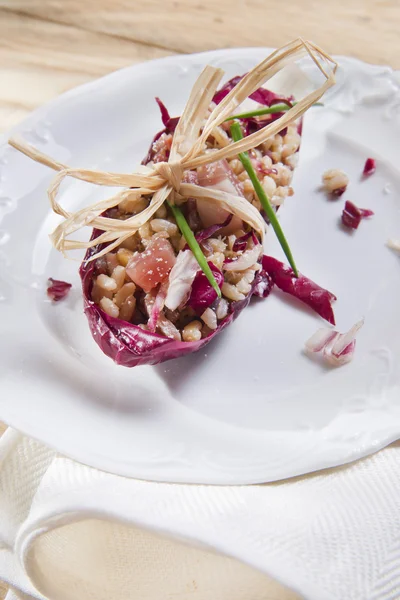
[0,47,399,484]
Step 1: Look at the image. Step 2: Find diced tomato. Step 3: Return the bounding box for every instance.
[126,237,176,292]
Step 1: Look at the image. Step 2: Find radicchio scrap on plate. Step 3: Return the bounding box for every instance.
[261,256,337,325]
[363,158,376,177]
[341,201,374,230]
[47,278,72,302]
[305,319,364,367]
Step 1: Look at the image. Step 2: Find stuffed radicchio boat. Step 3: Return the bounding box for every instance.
[9,40,337,367]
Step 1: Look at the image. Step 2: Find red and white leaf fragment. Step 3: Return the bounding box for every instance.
[155,97,180,133]
[164,250,199,311]
[47,278,72,302]
[363,158,376,177]
[147,281,169,332]
[304,328,338,353]
[305,319,364,367]
[144,291,181,341]
[342,201,374,230]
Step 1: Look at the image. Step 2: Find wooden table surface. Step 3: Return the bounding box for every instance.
[0,0,399,134]
[0,1,398,597]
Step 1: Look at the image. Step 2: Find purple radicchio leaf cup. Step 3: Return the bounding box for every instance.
[80,231,269,367]
[79,84,311,367]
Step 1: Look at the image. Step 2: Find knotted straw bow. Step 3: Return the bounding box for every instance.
[9,39,337,261]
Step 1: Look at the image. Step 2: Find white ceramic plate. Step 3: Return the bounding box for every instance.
[1,49,400,484]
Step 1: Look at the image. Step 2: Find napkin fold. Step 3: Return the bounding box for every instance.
[1,427,400,600]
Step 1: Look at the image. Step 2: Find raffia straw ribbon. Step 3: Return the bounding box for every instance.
[9,38,337,260]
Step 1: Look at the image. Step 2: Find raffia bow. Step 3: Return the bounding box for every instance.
[9,39,337,260]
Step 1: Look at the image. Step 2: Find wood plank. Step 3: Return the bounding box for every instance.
[0,10,177,131]
[1,0,399,67]
[0,424,6,597]
[0,582,7,600]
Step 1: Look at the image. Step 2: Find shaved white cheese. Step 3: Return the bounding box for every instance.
[223,243,262,272]
[165,250,199,311]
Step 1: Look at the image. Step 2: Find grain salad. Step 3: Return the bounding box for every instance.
[89,96,302,341]
[10,40,338,367]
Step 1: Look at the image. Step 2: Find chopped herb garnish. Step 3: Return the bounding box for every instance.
[230,121,299,277]
[224,102,323,122]
[167,201,222,297]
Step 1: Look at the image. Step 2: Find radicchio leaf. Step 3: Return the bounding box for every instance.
[212,75,290,107]
[242,113,287,137]
[187,262,224,315]
[195,214,233,244]
[47,278,72,302]
[155,97,180,132]
[80,238,261,367]
[262,256,337,325]
[253,268,274,298]
[141,98,178,164]
[79,78,302,367]
[212,76,243,105]
[341,201,374,230]
[233,231,252,252]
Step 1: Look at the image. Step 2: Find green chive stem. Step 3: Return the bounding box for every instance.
[224,102,323,122]
[167,201,222,298]
[230,122,299,277]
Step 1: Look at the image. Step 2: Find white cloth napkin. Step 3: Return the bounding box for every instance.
[1,428,400,600]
